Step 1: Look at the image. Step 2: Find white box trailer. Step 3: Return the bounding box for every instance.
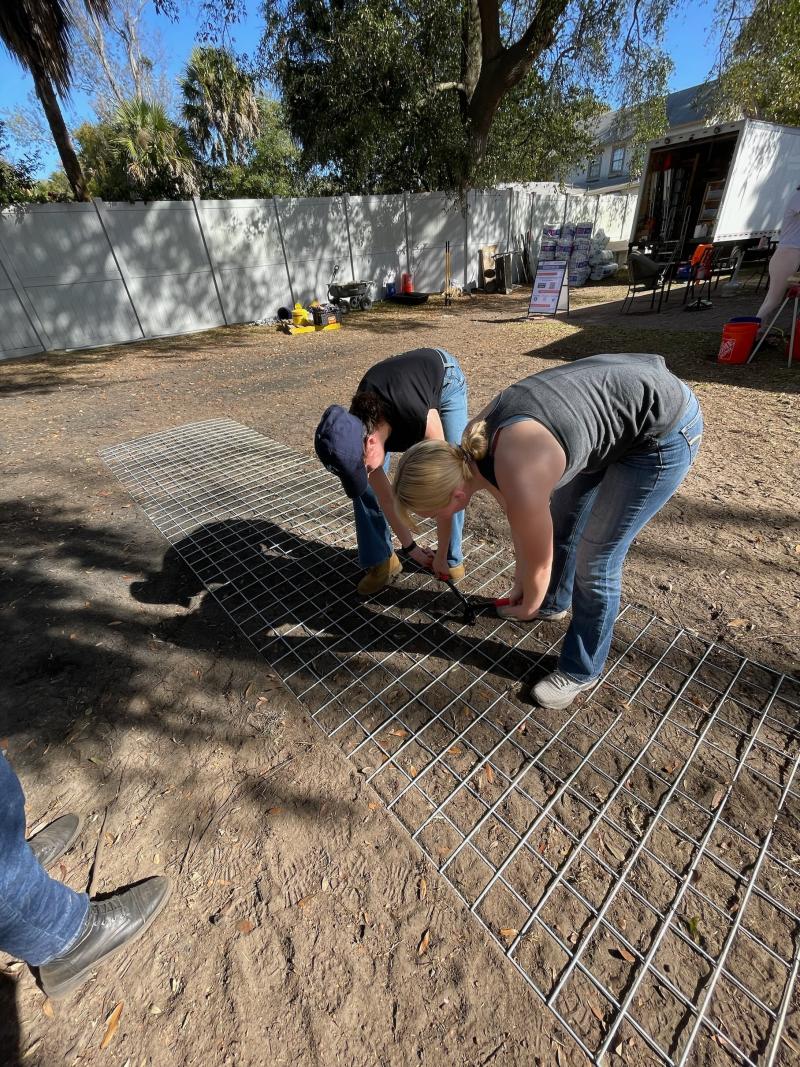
[631,119,800,252]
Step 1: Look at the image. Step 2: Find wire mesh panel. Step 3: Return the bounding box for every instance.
[101,418,800,1066]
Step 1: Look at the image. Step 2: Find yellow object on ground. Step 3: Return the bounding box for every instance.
[279,321,342,335]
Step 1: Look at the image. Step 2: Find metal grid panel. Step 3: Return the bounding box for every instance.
[101,419,800,1066]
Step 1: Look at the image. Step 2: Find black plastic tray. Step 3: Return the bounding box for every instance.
[386,292,430,305]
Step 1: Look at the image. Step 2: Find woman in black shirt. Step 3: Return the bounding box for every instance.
[315,348,469,595]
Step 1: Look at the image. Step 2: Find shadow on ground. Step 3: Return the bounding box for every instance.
[0,973,20,1066]
[521,325,799,395]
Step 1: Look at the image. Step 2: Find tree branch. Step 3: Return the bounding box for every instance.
[477,0,502,60]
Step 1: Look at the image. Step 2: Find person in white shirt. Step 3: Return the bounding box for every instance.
[756,185,800,324]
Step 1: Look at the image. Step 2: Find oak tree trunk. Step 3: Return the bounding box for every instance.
[461,0,571,181]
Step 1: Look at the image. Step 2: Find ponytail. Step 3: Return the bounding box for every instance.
[460,419,489,460]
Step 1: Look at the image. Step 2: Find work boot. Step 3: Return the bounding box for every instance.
[28,814,83,870]
[357,553,402,596]
[448,563,466,582]
[532,670,597,710]
[39,876,171,999]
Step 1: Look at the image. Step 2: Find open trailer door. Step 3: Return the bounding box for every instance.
[715,121,800,242]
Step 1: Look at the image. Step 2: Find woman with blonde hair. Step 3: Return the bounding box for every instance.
[394,353,702,710]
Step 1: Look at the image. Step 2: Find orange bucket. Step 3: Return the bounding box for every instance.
[717,321,759,364]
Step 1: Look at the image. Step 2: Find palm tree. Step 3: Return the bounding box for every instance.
[112,98,197,200]
[0,0,111,201]
[180,46,260,168]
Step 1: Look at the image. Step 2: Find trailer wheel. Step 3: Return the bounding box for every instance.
[359,296,373,311]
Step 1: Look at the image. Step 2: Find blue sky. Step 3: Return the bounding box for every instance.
[1,1,720,177]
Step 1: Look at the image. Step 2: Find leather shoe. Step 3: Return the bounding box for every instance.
[39,875,172,999]
[356,553,402,596]
[28,814,83,870]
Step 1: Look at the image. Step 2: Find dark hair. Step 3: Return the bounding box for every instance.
[349,390,388,434]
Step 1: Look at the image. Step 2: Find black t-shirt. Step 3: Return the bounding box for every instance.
[356,349,445,452]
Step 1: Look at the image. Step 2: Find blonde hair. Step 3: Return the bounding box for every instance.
[393,420,489,530]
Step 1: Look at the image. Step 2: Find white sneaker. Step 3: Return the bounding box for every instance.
[532,670,597,710]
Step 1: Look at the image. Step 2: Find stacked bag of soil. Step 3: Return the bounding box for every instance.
[588,230,620,282]
[537,221,594,286]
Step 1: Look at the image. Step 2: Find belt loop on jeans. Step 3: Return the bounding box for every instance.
[438,348,451,368]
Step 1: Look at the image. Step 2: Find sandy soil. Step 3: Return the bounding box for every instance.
[1,282,798,1067]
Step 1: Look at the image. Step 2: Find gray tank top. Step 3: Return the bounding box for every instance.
[476,353,687,489]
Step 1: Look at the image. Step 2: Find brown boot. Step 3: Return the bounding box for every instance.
[448,563,465,582]
[357,553,402,595]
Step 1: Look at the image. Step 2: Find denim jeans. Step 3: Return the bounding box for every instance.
[540,387,703,682]
[0,753,88,965]
[354,350,468,568]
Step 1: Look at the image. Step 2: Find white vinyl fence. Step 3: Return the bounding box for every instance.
[0,185,637,360]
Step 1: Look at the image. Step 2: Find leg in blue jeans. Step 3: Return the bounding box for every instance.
[353,452,393,569]
[0,755,88,966]
[436,352,469,566]
[539,470,604,615]
[555,393,703,682]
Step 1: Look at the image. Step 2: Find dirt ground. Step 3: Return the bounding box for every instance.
[1,278,798,1067]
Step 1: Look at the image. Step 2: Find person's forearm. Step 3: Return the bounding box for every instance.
[509,505,554,613]
[435,515,453,568]
[370,469,414,546]
[522,561,552,613]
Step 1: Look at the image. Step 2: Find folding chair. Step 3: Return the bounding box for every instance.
[684,246,714,311]
[620,252,673,314]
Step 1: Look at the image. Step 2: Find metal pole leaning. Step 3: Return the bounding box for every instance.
[747,280,800,363]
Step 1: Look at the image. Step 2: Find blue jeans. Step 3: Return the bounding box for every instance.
[540,388,703,682]
[354,350,468,568]
[0,754,88,965]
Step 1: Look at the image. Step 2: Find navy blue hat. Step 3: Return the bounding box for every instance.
[314,405,369,499]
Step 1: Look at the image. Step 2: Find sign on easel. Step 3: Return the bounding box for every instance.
[527,260,569,318]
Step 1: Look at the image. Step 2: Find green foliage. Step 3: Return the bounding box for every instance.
[715,0,800,125]
[0,121,40,205]
[112,99,198,199]
[75,118,128,198]
[476,76,606,186]
[199,98,302,197]
[0,0,110,97]
[260,0,678,191]
[76,100,198,200]
[33,168,75,201]
[262,0,464,193]
[181,46,260,166]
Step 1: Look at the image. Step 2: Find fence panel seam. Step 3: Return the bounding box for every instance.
[92,197,146,340]
[0,219,52,352]
[272,197,295,307]
[192,197,229,326]
[343,194,356,281]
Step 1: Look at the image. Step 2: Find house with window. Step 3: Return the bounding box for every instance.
[570,83,718,194]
